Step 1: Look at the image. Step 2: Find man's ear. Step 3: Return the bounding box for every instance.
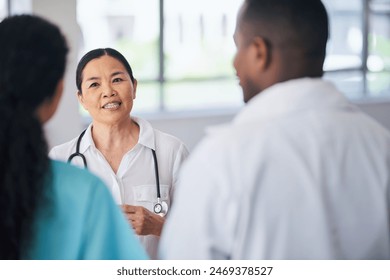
[252,36,272,70]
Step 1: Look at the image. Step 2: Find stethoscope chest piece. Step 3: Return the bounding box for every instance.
[154,198,168,217]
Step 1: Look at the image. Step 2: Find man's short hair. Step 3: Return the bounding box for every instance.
[240,0,329,59]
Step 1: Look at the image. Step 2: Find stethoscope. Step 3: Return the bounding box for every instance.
[67,129,169,216]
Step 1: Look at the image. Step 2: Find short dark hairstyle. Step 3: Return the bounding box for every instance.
[76,48,135,93]
[240,0,329,60]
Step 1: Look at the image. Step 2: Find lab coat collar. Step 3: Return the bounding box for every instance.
[233,77,350,125]
[78,117,156,154]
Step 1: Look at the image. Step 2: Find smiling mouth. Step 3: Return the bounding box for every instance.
[102,102,121,109]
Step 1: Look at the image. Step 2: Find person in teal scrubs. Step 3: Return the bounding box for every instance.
[26,161,148,259]
[0,15,147,260]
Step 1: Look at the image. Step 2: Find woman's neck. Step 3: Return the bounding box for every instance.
[91,118,140,153]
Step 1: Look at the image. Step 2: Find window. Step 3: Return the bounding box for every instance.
[163,0,242,111]
[367,0,390,97]
[0,0,8,20]
[77,0,160,113]
[323,0,390,99]
[322,0,366,99]
[9,0,31,14]
[77,0,241,115]
[75,0,390,114]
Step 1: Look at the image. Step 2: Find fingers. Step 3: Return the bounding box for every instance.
[121,204,138,214]
[121,205,162,236]
[121,205,144,224]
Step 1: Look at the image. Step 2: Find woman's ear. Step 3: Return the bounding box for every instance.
[77,90,87,110]
[132,79,137,100]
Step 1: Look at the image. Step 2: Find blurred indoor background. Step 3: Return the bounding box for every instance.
[2,0,390,150]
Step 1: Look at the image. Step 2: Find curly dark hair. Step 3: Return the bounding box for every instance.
[0,14,68,259]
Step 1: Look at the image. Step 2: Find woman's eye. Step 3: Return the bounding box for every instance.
[89,82,99,88]
[113,78,123,83]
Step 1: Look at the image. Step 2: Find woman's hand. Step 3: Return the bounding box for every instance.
[121,205,165,236]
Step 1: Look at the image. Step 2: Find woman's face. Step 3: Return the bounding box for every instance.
[78,55,137,125]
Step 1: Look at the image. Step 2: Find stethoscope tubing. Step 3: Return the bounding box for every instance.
[151,149,161,199]
[67,129,166,215]
[67,129,87,168]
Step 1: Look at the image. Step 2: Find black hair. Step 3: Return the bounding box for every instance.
[0,15,68,259]
[240,0,329,61]
[76,48,135,93]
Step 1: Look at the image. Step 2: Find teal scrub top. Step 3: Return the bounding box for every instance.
[24,160,148,260]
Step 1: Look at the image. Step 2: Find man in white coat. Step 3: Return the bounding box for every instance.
[159,0,390,259]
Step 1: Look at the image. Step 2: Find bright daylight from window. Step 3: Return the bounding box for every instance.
[77,0,242,115]
[0,0,372,116]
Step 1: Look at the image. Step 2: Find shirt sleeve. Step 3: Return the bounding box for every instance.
[80,177,149,260]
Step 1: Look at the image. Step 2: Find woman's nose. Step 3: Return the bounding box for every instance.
[102,84,117,97]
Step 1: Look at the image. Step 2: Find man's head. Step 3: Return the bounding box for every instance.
[233,0,329,103]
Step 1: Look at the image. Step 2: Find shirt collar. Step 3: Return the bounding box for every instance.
[233,77,350,125]
[78,124,94,154]
[78,116,156,153]
[132,116,156,150]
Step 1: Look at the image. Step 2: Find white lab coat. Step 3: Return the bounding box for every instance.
[49,116,189,259]
[159,78,390,259]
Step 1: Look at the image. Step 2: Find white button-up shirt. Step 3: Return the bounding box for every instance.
[159,78,390,259]
[49,116,189,259]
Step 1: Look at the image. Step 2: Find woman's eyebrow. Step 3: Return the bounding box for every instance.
[111,71,125,77]
[85,71,125,82]
[85,76,100,82]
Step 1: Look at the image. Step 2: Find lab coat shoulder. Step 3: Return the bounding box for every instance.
[184,121,271,184]
[356,108,390,142]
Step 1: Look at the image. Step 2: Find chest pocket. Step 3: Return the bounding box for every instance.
[132,185,170,212]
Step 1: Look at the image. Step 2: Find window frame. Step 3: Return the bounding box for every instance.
[153,0,388,109]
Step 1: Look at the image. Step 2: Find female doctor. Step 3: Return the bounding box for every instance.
[49,48,189,259]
